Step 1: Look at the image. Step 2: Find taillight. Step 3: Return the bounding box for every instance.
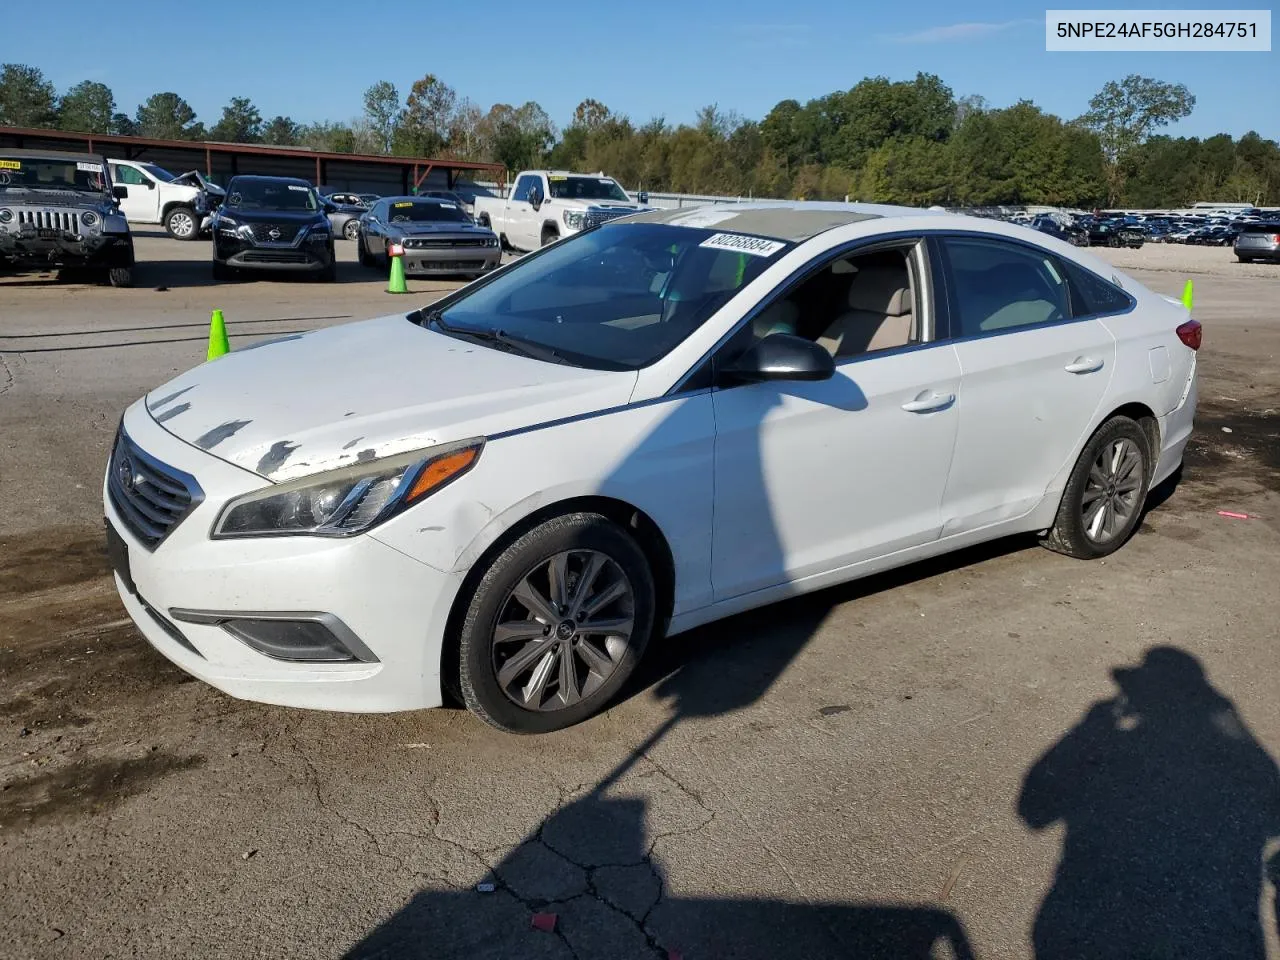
[1176,319,1202,351]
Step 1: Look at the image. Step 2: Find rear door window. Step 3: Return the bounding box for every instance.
[941,237,1070,337]
[1057,258,1133,317]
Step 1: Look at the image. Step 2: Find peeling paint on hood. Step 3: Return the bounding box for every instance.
[147,314,637,482]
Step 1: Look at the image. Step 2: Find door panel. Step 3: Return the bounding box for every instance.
[711,346,962,601]
[110,165,158,222]
[937,235,1117,535]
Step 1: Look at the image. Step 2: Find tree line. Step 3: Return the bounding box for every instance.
[2,63,1277,209]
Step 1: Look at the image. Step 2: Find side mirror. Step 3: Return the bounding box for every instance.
[145,179,156,190]
[528,185,543,209]
[722,333,836,384]
[112,185,128,200]
[637,191,649,205]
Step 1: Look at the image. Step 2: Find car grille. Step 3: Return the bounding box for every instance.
[241,250,312,264]
[249,223,302,244]
[412,259,485,270]
[107,430,202,550]
[582,209,633,229]
[18,209,81,233]
[403,237,487,248]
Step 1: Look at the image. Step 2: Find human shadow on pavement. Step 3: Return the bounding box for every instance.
[346,370,983,958]
[1019,646,1280,960]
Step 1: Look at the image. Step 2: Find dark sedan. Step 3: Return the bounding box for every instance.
[357,196,500,278]
[211,176,336,281]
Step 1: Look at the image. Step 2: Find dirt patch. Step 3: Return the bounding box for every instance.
[0,526,109,600]
[0,752,206,830]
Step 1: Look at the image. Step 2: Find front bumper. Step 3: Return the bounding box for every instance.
[215,234,333,272]
[400,245,501,276]
[0,230,132,267]
[103,402,463,712]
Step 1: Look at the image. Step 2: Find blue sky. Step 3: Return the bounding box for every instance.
[2,0,1275,139]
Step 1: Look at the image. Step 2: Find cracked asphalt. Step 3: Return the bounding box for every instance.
[2,235,1279,959]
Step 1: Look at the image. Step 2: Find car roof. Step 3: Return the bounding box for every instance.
[1,147,104,164]
[623,201,929,243]
[380,195,451,204]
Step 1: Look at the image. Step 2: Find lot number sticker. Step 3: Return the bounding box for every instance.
[699,232,785,257]
[0,160,21,170]
[77,161,103,172]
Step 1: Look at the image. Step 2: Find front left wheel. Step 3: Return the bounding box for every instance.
[107,266,133,288]
[457,513,656,734]
[164,205,199,241]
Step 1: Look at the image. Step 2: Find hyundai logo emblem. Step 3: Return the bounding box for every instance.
[117,453,136,491]
[268,227,282,241]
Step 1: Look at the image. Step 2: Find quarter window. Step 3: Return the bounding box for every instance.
[941,237,1070,337]
[1058,258,1133,317]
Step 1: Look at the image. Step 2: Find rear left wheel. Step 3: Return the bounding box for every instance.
[457,513,656,734]
[343,220,360,241]
[1042,416,1151,559]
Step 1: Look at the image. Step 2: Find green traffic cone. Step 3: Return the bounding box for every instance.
[1181,279,1194,311]
[387,252,409,294]
[207,308,230,360]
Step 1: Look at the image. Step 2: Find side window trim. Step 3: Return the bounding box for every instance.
[932,231,1137,344]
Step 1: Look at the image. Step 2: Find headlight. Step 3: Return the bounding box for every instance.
[563,210,585,229]
[484,236,498,247]
[0,209,12,224]
[212,439,483,538]
[80,211,99,227]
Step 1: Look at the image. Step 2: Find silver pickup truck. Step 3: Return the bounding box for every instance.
[0,148,135,286]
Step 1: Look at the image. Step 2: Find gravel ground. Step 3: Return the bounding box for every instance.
[1,234,1278,960]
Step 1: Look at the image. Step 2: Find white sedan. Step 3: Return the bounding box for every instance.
[105,203,1199,733]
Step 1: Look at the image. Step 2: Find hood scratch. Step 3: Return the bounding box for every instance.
[257,440,300,476]
[154,402,191,424]
[148,385,196,411]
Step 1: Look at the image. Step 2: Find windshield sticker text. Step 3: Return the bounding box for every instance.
[77,161,103,172]
[549,175,567,181]
[439,202,456,208]
[0,160,21,170]
[287,184,308,192]
[394,201,414,208]
[699,232,786,258]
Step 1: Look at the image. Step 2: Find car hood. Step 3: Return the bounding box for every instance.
[147,315,636,482]
[0,187,109,209]
[219,207,325,225]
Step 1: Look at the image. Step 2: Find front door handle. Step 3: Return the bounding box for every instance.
[1065,357,1105,374]
[901,391,956,413]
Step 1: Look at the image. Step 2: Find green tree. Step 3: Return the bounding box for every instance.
[261,115,301,146]
[135,92,203,139]
[362,80,401,153]
[396,75,456,156]
[109,113,138,137]
[58,80,115,134]
[1080,75,1195,203]
[209,97,263,143]
[0,63,58,128]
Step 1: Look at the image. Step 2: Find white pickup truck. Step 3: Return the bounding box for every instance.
[106,159,225,240]
[472,171,650,251]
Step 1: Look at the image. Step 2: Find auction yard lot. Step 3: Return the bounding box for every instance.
[2,231,1279,958]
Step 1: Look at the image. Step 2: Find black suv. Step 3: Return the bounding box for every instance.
[210,175,335,281]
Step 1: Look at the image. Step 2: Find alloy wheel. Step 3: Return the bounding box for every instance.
[491,550,635,712]
[1081,437,1144,544]
[170,211,195,238]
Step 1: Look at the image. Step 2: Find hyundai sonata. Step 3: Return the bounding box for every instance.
[106,203,1199,733]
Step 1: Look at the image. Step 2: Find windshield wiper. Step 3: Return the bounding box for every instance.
[424,311,570,365]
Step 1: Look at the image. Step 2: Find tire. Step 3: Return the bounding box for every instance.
[358,237,376,267]
[164,205,199,241]
[457,512,656,734]
[319,259,337,283]
[1042,416,1151,560]
[107,266,133,288]
[1238,256,1253,264]
[343,220,360,241]
[541,227,559,248]
[212,260,230,281]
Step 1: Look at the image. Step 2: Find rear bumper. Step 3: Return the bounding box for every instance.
[1153,360,1197,487]
[1234,242,1280,260]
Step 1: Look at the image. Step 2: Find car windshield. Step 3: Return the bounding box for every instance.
[140,163,177,182]
[387,200,469,223]
[226,180,319,212]
[547,176,631,202]
[435,222,790,371]
[0,155,106,192]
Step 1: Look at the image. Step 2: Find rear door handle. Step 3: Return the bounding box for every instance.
[901,391,956,413]
[1065,357,1105,374]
